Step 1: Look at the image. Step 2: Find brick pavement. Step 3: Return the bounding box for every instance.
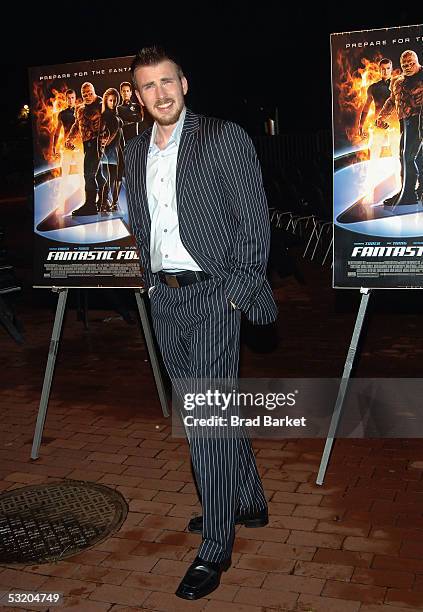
[1,200,423,610]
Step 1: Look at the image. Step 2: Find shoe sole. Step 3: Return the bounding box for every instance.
[187,517,268,534]
[176,589,215,600]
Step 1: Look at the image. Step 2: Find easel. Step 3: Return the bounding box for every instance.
[316,287,371,485]
[31,287,169,460]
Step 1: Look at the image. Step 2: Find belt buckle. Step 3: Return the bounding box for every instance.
[165,274,180,288]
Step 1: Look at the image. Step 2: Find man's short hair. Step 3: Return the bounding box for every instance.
[119,81,132,91]
[65,89,76,96]
[379,58,392,66]
[130,45,184,89]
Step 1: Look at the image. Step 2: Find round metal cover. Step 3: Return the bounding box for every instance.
[0,480,128,564]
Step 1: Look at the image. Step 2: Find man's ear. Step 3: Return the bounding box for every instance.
[135,89,145,107]
[181,76,188,96]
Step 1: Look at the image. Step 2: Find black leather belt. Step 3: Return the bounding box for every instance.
[158,270,211,288]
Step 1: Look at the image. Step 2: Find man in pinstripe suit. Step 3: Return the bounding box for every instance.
[125,46,278,600]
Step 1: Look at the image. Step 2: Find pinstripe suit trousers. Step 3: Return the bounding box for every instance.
[150,276,268,562]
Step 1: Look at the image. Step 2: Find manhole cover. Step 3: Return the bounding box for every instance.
[0,480,128,564]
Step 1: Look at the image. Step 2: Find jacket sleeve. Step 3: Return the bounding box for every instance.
[216,121,271,312]
[123,141,155,289]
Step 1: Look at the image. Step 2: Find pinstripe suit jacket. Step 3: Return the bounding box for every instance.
[124,108,278,325]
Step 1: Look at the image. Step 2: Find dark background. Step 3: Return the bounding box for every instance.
[2,7,422,136]
[1,6,423,325]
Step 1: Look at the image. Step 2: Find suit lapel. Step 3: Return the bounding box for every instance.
[176,109,199,209]
[137,133,151,244]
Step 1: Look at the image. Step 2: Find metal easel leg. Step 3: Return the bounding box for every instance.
[134,289,169,418]
[316,288,371,485]
[31,288,68,460]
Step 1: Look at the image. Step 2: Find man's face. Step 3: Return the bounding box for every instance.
[106,94,116,110]
[401,52,420,76]
[134,60,188,127]
[66,92,76,108]
[121,85,132,101]
[81,84,96,104]
[379,62,392,80]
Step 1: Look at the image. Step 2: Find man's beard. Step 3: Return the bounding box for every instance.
[151,97,183,126]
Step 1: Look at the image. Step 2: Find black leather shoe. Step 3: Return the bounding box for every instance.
[187,508,268,534]
[175,556,231,600]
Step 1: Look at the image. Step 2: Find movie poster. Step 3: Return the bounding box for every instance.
[29,56,152,288]
[332,24,423,288]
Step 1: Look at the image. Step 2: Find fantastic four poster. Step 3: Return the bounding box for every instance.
[29,55,152,287]
[332,23,423,288]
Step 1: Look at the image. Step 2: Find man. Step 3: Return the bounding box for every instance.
[359,58,393,138]
[52,89,82,204]
[377,50,423,206]
[358,58,393,161]
[53,89,77,159]
[117,81,152,143]
[66,82,104,215]
[124,46,277,600]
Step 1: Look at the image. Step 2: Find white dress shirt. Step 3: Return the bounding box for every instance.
[147,107,201,273]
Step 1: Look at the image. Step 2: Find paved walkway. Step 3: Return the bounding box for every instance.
[1,200,423,610]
